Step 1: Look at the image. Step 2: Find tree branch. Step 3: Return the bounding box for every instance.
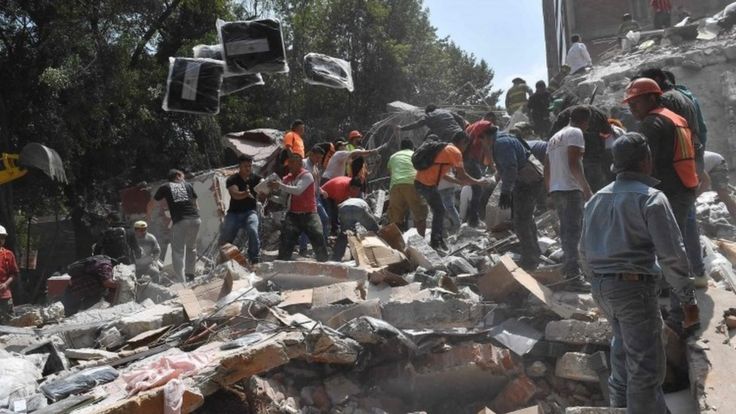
[129,0,183,68]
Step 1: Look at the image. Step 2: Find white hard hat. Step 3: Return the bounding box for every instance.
[134,220,148,229]
[0,225,6,236]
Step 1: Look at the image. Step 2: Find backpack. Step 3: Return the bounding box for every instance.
[68,255,112,279]
[100,227,133,264]
[411,141,448,171]
[650,108,699,189]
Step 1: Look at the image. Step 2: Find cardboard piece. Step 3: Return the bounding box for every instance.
[176,289,203,320]
[378,223,406,252]
[477,259,523,302]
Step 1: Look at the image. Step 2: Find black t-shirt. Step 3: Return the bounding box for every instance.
[154,181,199,223]
[226,173,262,213]
[639,114,692,197]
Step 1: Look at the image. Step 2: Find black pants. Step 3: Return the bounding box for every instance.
[278,212,329,262]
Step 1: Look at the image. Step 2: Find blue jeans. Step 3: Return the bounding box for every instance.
[591,275,667,414]
[332,205,379,261]
[683,207,705,277]
[299,197,328,251]
[513,181,543,269]
[551,190,583,277]
[439,188,461,234]
[220,210,260,262]
[415,181,445,244]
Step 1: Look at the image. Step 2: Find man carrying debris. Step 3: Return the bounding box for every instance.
[331,198,379,261]
[133,221,161,281]
[414,133,488,251]
[387,138,428,236]
[271,153,329,262]
[94,213,138,265]
[580,132,699,413]
[0,225,18,323]
[399,104,466,142]
[528,80,552,138]
[154,169,201,282]
[492,130,544,270]
[545,106,593,290]
[700,151,736,222]
[321,176,363,238]
[565,35,592,75]
[62,255,118,316]
[463,120,498,227]
[322,139,378,183]
[220,155,264,264]
[505,78,533,115]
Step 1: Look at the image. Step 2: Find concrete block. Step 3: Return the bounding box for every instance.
[324,374,361,405]
[555,352,599,383]
[576,80,605,99]
[445,256,477,276]
[257,261,368,290]
[113,264,137,305]
[115,304,186,338]
[381,298,494,329]
[406,234,445,270]
[545,320,612,346]
[491,375,538,413]
[64,348,118,361]
[303,328,362,365]
[136,282,177,304]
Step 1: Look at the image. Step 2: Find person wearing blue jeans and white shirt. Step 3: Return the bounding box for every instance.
[544,106,593,290]
[581,133,700,413]
[437,173,461,234]
[331,198,379,261]
[219,155,264,264]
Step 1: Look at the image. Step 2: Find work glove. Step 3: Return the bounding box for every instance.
[499,192,513,210]
[682,303,701,337]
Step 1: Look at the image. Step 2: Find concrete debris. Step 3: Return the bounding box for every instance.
[554,352,600,383]
[545,320,612,346]
[405,233,445,271]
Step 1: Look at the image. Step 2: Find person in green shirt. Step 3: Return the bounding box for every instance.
[387,138,428,236]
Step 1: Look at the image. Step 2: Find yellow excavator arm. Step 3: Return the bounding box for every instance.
[0,153,28,184]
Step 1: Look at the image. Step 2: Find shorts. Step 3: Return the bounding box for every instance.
[710,161,730,191]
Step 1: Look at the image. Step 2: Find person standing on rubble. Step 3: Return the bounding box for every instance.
[283,120,306,159]
[565,35,592,75]
[505,78,533,115]
[220,155,264,264]
[399,105,467,142]
[492,130,544,270]
[651,0,672,29]
[624,78,700,333]
[463,120,498,228]
[154,169,201,282]
[415,133,489,251]
[516,123,550,213]
[331,198,380,261]
[133,221,161,281]
[0,225,18,323]
[580,132,699,413]
[298,146,329,255]
[528,81,553,138]
[270,153,329,262]
[387,138,428,236]
[545,106,593,290]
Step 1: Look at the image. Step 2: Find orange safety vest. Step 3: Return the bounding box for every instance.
[650,107,699,189]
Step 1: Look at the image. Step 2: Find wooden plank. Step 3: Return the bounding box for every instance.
[177,288,203,320]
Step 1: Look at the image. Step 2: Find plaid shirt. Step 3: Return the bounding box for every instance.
[68,257,113,300]
[0,248,19,299]
[651,0,671,12]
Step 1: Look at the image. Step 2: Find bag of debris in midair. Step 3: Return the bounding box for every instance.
[192,44,265,96]
[303,53,354,92]
[217,18,289,75]
[162,57,224,115]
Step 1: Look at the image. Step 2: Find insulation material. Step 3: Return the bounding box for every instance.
[217,18,289,75]
[303,53,354,92]
[192,44,266,96]
[162,57,224,115]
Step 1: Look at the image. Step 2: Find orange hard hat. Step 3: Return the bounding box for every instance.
[348,130,362,140]
[623,78,662,103]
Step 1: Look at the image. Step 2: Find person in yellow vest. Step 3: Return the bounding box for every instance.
[505,78,533,115]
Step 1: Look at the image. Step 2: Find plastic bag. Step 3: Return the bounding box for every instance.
[192,44,224,60]
[303,53,354,92]
[217,18,289,75]
[0,350,42,401]
[192,44,265,95]
[163,378,184,414]
[162,57,224,115]
[40,366,119,401]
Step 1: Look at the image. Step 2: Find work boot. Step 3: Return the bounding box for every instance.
[562,275,591,293]
[429,239,448,254]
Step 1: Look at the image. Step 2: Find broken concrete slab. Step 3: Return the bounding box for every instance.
[136,282,178,305]
[247,375,300,413]
[446,256,478,276]
[545,320,612,346]
[381,298,495,330]
[406,233,445,271]
[114,303,185,339]
[555,352,600,383]
[312,281,364,307]
[303,299,383,329]
[112,264,137,305]
[324,374,361,405]
[257,261,369,289]
[65,348,119,361]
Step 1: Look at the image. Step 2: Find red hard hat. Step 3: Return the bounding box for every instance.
[623,78,662,103]
[348,130,362,140]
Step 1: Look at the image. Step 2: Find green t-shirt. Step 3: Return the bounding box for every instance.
[387,149,417,188]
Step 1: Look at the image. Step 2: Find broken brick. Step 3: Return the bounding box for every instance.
[491,375,538,413]
[554,352,599,383]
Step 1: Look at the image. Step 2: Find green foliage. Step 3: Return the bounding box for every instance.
[0,0,499,225]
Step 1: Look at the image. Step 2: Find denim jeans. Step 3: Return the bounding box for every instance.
[332,205,379,261]
[171,217,201,282]
[513,181,543,268]
[551,190,584,277]
[464,159,484,226]
[591,275,667,414]
[663,191,696,325]
[584,160,609,193]
[415,181,446,244]
[278,212,328,262]
[220,210,260,262]
[299,197,329,252]
[683,207,705,277]
[439,188,461,234]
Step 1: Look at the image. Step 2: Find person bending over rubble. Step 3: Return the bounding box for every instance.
[700,151,736,224]
[387,138,428,235]
[321,176,363,239]
[463,119,498,228]
[580,132,699,414]
[133,221,161,281]
[399,104,467,142]
[0,225,18,323]
[271,153,329,262]
[62,255,118,316]
[331,198,379,261]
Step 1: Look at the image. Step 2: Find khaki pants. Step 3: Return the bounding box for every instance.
[388,183,428,230]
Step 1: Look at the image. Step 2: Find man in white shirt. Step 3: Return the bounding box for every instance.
[322,141,377,182]
[701,151,736,221]
[545,106,592,288]
[565,35,592,75]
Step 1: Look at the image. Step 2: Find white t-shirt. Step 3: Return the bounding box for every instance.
[322,151,350,180]
[547,126,585,192]
[565,42,592,74]
[704,151,725,173]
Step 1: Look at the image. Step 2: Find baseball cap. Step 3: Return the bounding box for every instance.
[611,132,650,173]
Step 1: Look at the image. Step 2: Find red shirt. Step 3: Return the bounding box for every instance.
[651,0,671,12]
[321,176,353,204]
[0,247,19,299]
[465,120,494,161]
